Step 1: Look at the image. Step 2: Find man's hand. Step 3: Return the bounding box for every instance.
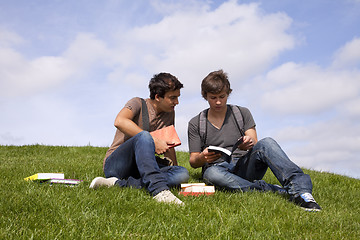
[153,137,170,155]
[202,148,221,164]
[189,148,221,168]
[239,135,255,151]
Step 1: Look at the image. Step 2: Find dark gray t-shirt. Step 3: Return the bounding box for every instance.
[188,105,255,166]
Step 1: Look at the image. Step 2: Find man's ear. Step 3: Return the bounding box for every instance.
[155,94,164,102]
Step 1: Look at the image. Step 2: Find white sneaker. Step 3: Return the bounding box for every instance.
[89,177,118,189]
[153,190,184,205]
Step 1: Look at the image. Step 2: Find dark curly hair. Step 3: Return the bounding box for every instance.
[148,73,183,99]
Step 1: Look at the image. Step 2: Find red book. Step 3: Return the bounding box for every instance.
[150,125,181,148]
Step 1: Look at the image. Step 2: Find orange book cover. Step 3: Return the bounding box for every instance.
[150,125,181,148]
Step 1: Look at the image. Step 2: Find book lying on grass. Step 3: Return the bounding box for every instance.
[24,173,82,186]
[179,183,215,196]
[46,178,83,185]
[24,173,65,181]
[150,125,181,148]
[208,137,244,161]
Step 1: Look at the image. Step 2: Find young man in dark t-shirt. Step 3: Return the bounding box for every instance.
[90,73,189,205]
[188,70,321,211]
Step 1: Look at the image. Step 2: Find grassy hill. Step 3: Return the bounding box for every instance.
[1,145,359,239]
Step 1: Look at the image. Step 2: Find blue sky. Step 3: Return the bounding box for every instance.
[1,0,360,179]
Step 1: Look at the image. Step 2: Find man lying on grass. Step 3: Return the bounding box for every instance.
[187,70,321,211]
[90,73,189,205]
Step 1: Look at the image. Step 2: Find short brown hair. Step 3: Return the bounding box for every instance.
[201,69,232,99]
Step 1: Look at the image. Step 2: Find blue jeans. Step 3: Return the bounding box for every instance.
[203,137,312,196]
[104,131,189,196]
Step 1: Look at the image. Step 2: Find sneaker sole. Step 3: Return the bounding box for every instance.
[300,206,322,212]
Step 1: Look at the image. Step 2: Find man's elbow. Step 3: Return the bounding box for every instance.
[189,159,200,169]
[114,117,125,129]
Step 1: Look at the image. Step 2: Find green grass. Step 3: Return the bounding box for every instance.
[1,145,359,239]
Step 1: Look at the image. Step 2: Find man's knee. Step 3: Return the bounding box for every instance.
[166,166,189,186]
[133,131,154,145]
[203,165,227,184]
[176,167,190,183]
[135,130,152,140]
[256,137,280,149]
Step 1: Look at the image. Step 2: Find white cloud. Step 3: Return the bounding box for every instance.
[0,31,111,98]
[0,27,24,47]
[259,62,360,114]
[110,1,295,95]
[0,47,72,97]
[63,33,113,69]
[276,119,360,179]
[343,98,360,116]
[332,37,360,69]
[150,0,208,15]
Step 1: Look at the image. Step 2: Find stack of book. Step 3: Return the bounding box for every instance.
[179,183,215,196]
[24,173,83,186]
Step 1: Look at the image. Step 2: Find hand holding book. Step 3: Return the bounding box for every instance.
[152,137,171,154]
[208,137,244,162]
[150,125,181,148]
[150,125,181,155]
[239,135,255,151]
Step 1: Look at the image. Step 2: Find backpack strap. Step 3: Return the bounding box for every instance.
[141,98,150,131]
[198,109,209,149]
[141,98,173,166]
[228,105,245,136]
[198,105,244,150]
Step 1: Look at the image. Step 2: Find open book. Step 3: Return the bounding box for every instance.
[150,125,181,148]
[208,137,243,161]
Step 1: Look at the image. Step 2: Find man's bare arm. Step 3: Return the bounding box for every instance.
[189,150,220,169]
[114,107,142,137]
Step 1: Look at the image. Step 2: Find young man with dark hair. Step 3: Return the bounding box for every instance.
[90,73,189,205]
[187,69,321,211]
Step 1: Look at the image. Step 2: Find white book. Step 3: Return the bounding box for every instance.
[181,183,206,188]
[208,146,231,156]
[24,173,65,181]
[179,184,215,196]
[183,186,215,193]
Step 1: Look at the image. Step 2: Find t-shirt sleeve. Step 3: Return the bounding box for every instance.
[124,97,142,119]
[239,106,256,131]
[187,115,202,153]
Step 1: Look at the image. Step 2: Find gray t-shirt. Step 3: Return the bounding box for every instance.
[188,105,255,166]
